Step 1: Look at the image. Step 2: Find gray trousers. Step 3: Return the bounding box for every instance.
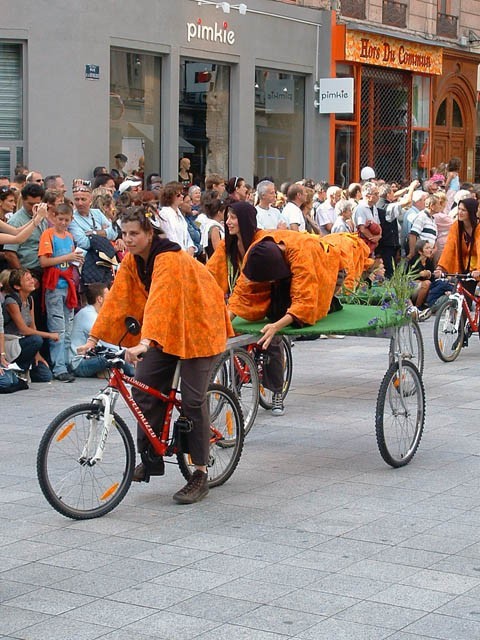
[262,336,285,394]
[131,347,216,466]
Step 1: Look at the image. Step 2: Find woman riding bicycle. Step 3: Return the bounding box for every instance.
[437,198,480,296]
[78,206,233,504]
[207,201,288,415]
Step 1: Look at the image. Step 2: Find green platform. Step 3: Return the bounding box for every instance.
[232,304,406,337]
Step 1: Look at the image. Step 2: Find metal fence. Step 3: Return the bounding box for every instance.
[360,66,412,183]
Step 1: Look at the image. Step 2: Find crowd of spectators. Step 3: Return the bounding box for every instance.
[1,155,478,394]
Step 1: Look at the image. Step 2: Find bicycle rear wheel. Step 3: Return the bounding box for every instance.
[257,336,293,410]
[376,360,425,468]
[211,349,259,435]
[177,384,244,488]
[37,403,135,520]
[433,299,464,362]
[389,319,424,375]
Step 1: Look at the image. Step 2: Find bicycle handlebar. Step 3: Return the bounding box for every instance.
[439,272,476,281]
[85,345,126,365]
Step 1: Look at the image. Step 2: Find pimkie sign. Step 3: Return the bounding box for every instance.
[345,31,442,75]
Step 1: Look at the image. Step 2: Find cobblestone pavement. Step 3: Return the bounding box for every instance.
[2,317,480,639]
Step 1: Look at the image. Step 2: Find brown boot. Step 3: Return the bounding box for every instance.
[173,470,209,504]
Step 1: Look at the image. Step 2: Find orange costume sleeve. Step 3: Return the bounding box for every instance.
[206,239,229,294]
[228,231,341,325]
[92,251,233,358]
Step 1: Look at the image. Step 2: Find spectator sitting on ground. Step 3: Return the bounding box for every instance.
[407,240,440,317]
[2,269,57,381]
[69,283,134,378]
[0,277,28,393]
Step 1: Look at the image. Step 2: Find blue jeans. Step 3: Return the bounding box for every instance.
[71,356,134,378]
[15,335,43,372]
[0,369,21,392]
[45,288,74,375]
[13,335,53,382]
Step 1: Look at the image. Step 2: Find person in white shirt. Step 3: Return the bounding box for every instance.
[255,180,287,230]
[282,184,306,231]
[158,182,195,254]
[315,186,342,235]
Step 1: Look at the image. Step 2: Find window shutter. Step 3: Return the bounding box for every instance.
[0,44,22,139]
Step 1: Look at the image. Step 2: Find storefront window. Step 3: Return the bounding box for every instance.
[255,69,305,185]
[412,76,430,128]
[412,76,430,180]
[335,126,355,188]
[179,60,230,186]
[110,49,161,180]
[336,64,355,122]
[0,43,23,176]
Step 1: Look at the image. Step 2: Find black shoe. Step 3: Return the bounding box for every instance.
[132,463,150,483]
[54,372,75,383]
[132,456,165,483]
[173,470,209,504]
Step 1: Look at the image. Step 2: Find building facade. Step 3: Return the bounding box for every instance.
[0,0,331,188]
[330,0,480,185]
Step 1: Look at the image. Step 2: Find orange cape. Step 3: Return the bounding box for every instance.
[92,250,233,359]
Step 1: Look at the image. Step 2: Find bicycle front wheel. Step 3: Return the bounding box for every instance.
[433,299,464,362]
[376,361,425,468]
[258,336,293,410]
[37,403,135,520]
[177,384,244,488]
[211,349,259,435]
[389,319,424,375]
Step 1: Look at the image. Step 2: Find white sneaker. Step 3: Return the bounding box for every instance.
[407,305,419,320]
[418,308,432,322]
[271,393,285,416]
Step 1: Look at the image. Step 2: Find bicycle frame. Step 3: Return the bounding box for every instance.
[91,363,182,461]
[445,276,480,335]
[91,360,228,464]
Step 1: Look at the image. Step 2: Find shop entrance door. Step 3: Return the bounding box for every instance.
[360,67,412,182]
[433,96,466,171]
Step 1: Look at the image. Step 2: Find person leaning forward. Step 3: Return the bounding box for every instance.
[228,230,343,348]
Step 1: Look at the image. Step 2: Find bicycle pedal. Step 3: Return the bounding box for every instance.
[174,416,193,433]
